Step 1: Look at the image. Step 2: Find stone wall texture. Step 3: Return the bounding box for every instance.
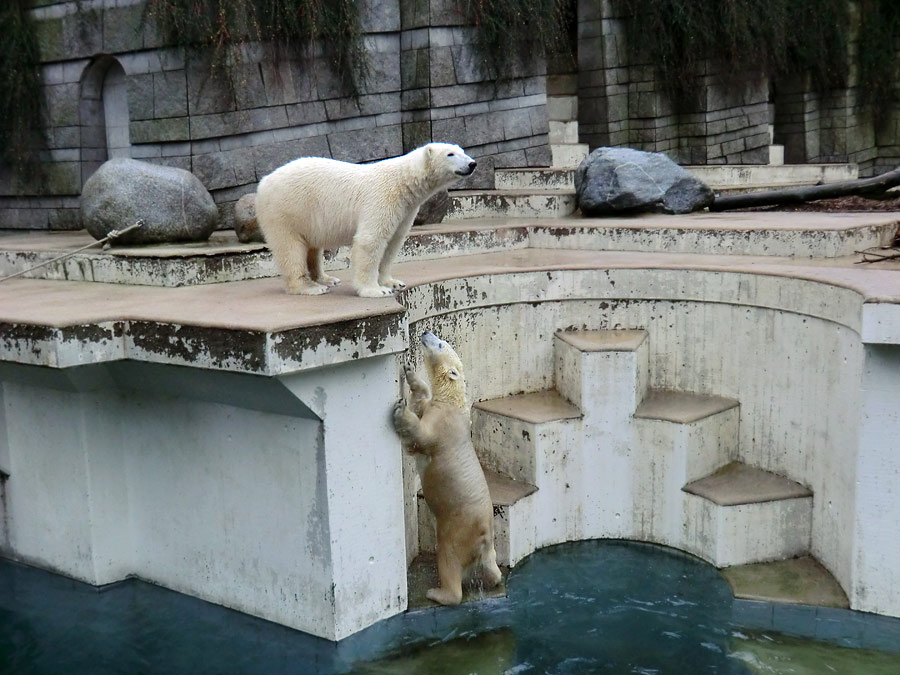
[0,0,551,230]
[576,0,900,175]
[2,0,898,230]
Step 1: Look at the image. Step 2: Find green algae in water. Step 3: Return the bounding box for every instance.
[349,628,515,674]
[731,632,900,674]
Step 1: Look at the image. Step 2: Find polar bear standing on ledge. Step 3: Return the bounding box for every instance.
[255,143,476,297]
[392,331,502,605]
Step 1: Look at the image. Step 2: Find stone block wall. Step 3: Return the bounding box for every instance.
[577,0,770,165]
[577,0,900,173]
[0,0,550,230]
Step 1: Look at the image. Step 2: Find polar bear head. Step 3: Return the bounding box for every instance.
[420,330,467,408]
[424,143,477,182]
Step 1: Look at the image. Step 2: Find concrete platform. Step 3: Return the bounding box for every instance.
[634,390,739,424]
[684,462,813,506]
[722,556,850,608]
[473,390,582,424]
[1,212,897,287]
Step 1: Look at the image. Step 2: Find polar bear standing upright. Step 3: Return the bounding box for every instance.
[392,331,502,605]
[255,143,476,297]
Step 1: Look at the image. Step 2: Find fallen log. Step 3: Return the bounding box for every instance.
[709,166,900,211]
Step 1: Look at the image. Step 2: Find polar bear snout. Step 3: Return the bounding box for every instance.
[421,331,442,350]
[455,160,477,176]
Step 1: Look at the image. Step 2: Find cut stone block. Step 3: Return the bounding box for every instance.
[551,143,589,168]
[549,120,579,144]
[554,329,649,415]
[494,167,575,191]
[554,329,650,541]
[446,190,577,219]
[632,391,741,545]
[683,462,813,567]
[472,389,583,553]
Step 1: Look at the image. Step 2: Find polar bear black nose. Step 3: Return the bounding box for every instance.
[468,161,477,170]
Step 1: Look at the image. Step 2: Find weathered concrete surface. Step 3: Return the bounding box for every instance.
[722,556,850,608]
[1,212,896,287]
[683,462,812,506]
[1,236,899,635]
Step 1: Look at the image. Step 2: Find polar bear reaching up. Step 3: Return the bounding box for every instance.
[255,143,476,297]
[392,331,502,605]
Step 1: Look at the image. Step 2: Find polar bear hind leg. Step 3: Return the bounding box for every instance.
[426,539,464,606]
[265,223,329,295]
[306,248,341,287]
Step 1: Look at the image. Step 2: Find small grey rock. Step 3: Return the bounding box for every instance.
[414,189,451,226]
[575,147,714,216]
[81,158,219,245]
[234,193,263,243]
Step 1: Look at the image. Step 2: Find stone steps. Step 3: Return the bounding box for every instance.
[492,162,859,193]
[445,189,577,220]
[682,462,813,567]
[471,389,583,561]
[631,390,741,547]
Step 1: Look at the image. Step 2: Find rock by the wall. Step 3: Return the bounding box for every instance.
[234,193,263,242]
[414,190,451,225]
[575,147,714,215]
[80,158,219,244]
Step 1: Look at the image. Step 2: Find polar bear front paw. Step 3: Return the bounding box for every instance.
[380,278,407,291]
[357,285,395,298]
[315,273,341,287]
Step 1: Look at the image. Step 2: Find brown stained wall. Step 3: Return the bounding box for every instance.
[0,0,551,231]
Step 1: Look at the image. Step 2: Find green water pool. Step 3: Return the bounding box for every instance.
[2,541,898,674]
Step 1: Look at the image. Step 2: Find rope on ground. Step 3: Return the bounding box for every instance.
[0,220,144,283]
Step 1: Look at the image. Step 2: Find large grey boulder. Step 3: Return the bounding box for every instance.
[81,158,219,245]
[575,147,714,216]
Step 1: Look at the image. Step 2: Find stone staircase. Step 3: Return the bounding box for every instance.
[413,328,816,576]
[444,94,858,220]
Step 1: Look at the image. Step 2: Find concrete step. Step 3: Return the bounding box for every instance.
[721,555,849,608]
[547,95,578,122]
[551,143,589,168]
[416,467,537,568]
[685,163,858,189]
[632,390,741,546]
[553,329,650,540]
[494,167,575,191]
[682,461,813,568]
[554,329,649,417]
[446,189,577,220]
[472,389,583,553]
[549,120,579,144]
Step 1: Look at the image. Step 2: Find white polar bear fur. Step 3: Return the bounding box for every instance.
[255,143,476,297]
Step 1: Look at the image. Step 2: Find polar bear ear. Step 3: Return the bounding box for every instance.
[447,368,460,380]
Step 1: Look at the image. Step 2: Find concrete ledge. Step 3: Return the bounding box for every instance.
[722,556,849,608]
[684,462,812,506]
[555,328,647,352]
[473,390,582,424]
[634,390,739,424]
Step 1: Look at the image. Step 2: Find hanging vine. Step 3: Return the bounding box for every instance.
[616,0,852,111]
[462,0,576,80]
[142,0,368,94]
[0,0,46,179]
